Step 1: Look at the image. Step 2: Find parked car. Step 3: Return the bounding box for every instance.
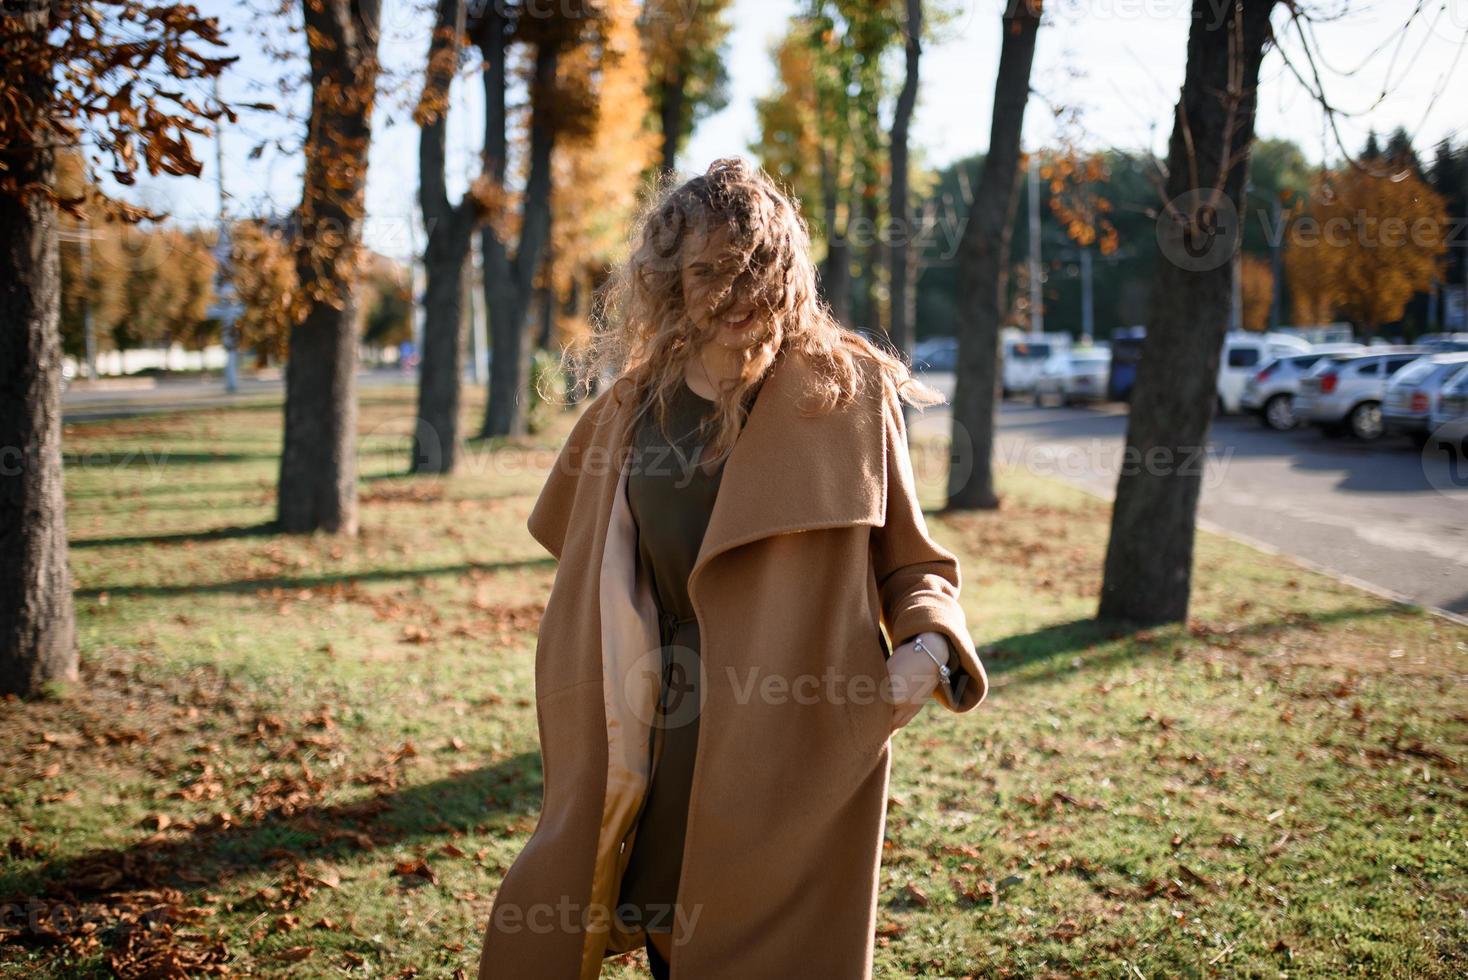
[1382,352,1468,445]
[1417,332,1468,353]
[1307,342,1369,355]
[1275,323,1356,346]
[1003,333,1071,396]
[1428,366,1468,450]
[1240,351,1340,430]
[1216,332,1313,414]
[1295,348,1426,440]
[911,336,958,373]
[1033,348,1112,406]
[1430,366,1468,423]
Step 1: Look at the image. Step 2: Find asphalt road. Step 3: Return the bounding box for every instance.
[914,373,1468,618]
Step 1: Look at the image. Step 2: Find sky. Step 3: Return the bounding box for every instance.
[136,0,1468,261]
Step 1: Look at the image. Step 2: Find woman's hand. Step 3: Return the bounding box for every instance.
[885,631,950,734]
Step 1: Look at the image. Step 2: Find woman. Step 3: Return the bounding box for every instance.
[476,158,988,980]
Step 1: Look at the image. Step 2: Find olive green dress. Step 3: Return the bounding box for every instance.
[616,378,726,935]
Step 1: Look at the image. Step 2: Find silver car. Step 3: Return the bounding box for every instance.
[1426,362,1468,448]
[1240,352,1336,431]
[1294,348,1426,440]
[1382,352,1468,446]
[1033,349,1112,406]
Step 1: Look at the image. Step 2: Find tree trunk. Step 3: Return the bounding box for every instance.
[0,19,78,697]
[946,1,1040,511]
[658,62,686,176]
[858,186,882,334]
[820,147,851,326]
[415,235,470,472]
[536,250,556,350]
[414,0,475,475]
[479,28,559,440]
[1098,0,1278,624]
[277,0,382,534]
[887,0,921,359]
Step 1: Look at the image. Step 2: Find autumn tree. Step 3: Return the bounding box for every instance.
[1043,150,1120,256]
[1284,224,1341,325]
[0,0,230,696]
[94,228,216,352]
[806,2,894,326]
[757,4,902,327]
[413,0,486,474]
[56,155,220,368]
[277,0,382,535]
[550,4,659,352]
[65,229,217,367]
[1287,166,1447,334]
[755,31,823,218]
[361,254,414,355]
[57,151,104,368]
[1098,0,1279,624]
[640,0,732,174]
[1037,147,1122,342]
[759,15,852,320]
[944,0,1042,510]
[1239,254,1274,332]
[229,218,299,367]
[477,1,603,438]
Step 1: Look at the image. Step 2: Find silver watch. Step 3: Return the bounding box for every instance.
[912,634,951,684]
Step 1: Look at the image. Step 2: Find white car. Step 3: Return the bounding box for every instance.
[1002,333,1071,396]
[1382,352,1468,446]
[1240,351,1340,430]
[1033,349,1112,406]
[1295,348,1427,440]
[1216,332,1313,414]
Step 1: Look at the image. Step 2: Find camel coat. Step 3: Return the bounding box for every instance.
[476,349,988,980]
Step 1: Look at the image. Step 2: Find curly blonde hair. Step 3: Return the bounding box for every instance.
[567,157,941,463]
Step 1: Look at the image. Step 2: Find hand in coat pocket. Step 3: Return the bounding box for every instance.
[884,632,949,734]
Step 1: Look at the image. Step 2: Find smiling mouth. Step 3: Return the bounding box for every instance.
[723,310,756,330]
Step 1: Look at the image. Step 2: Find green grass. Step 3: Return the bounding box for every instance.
[2,383,1464,977]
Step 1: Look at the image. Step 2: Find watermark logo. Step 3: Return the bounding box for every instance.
[621,642,703,730]
[1156,187,1239,272]
[1421,419,1468,495]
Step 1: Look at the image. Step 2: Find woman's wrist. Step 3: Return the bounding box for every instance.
[909,631,951,683]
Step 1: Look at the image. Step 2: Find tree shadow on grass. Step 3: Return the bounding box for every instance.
[68,497,273,518]
[72,557,556,600]
[983,603,1409,690]
[63,451,280,468]
[0,753,543,944]
[62,401,284,426]
[64,479,276,502]
[70,521,281,550]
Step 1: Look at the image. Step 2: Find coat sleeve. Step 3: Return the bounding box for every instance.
[870,377,989,712]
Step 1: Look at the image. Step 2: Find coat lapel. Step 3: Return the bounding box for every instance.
[534,348,890,573]
[688,350,888,580]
